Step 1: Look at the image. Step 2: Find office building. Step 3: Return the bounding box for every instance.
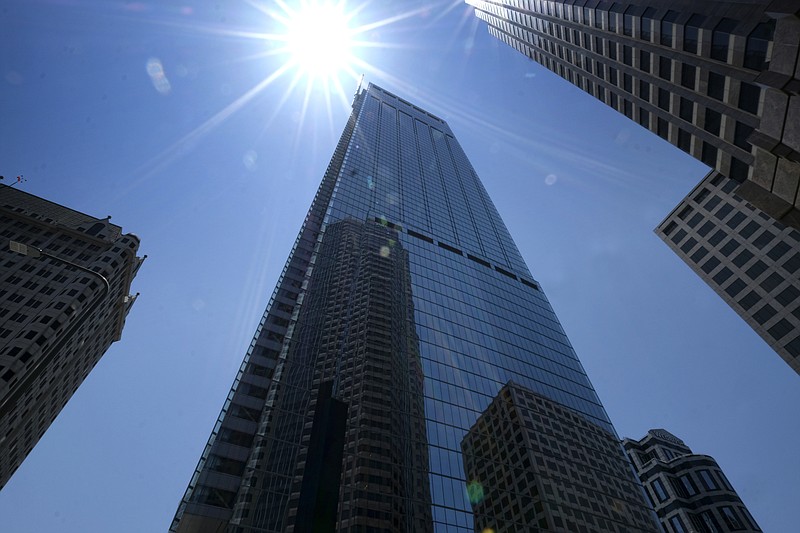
[0,185,143,489]
[657,170,800,373]
[170,83,659,532]
[624,429,761,532]
[469,0,800,372]
[462,381,659,532]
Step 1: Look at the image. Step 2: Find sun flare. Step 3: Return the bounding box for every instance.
[285,3,354,78]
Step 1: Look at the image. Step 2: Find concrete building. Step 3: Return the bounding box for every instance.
[0,185,143,489]
[657,170,800,373]
[170,83,658,532]
[624,429,761,532]
[462,381,659,532]
[468,0,800,373]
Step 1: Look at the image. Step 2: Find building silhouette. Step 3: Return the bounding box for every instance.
[0,185,143,488]
[624,429,761,532]
[170,83,657,531]
[462,381,659,532]
[469,0,800,373]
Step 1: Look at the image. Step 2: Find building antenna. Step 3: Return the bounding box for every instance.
[354,74,364,96]
[0,175,26,187]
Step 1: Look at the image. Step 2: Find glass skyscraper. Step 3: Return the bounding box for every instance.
[170,83,657,532]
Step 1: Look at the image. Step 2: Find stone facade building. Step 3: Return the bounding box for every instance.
[0,185,143,488]
[469,0,800,373]
[624,429,761,532]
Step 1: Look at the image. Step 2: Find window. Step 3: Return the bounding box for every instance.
[769,318,793,340]
[640,50,651,72]
[659,56,672,80]
[594,4,604,28]
[734,122,754,150]
[704,109,721,136]
[720,506,744,530]
[746,259,768,280]
[639,80,650,102]
[713,267,733,284]
[679,97,694,122]
[709,229,726,246]
[720,239,740,257]
[681,64,696,89]
[725,279,746,297]
[738,290,760,310]
[639,108,650,128]
[702,256,721,273]
[753,303,776,324]
[640,7,655,41]
[701,142,717,167]
[707,72,725,101]
[669,515,687,533]
[652,478,668,502]
[678,129,691,152]
[657,117,669,140]
[729,158,750,182]
[691,246,709,262]
[733,249,754,268]
[609,67,618,85]
[752,230,776,249]
[768,241,791,261]
[609,3,621,33]
[711,18,737,61]
[623,73,632,93]
[760,272,783,292]
[684,15,704,54]
[623,6,633,36]
[744,21,774,70]
[738,82,761,114]
[661,11,679,46]
[623,45,632,65]
[700,512,723,532]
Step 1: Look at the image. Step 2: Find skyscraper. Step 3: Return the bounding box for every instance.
[0,185,143,489]
[656,170,800,373]
[468,0,800,372]
[462,381,658,531]
[170,83,658,531]
[623,429,762,532]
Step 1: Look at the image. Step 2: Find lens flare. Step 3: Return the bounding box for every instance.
[467,480,485,505]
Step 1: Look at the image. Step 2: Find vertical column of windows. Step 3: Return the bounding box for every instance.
[398,112,431,232]
[431,130,480,252]
[375,101,401,224]
[415,120,456,243]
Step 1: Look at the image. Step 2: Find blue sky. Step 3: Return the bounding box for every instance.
[1,2,797,531]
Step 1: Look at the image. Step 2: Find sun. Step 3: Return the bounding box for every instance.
[284,2,354,79]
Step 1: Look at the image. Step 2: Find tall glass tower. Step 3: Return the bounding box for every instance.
[170,83,658,532]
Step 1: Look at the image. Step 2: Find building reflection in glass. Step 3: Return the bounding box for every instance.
[462,381,660,532]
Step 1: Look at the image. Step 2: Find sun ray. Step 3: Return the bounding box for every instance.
[121,60,295,193]
[349,6,434,36]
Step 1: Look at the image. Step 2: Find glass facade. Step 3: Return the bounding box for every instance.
[171,83,656,532]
